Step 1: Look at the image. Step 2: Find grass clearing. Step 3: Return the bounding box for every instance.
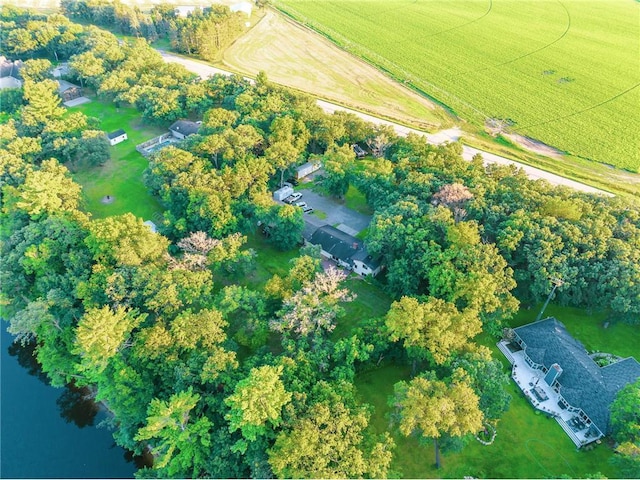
[274,0,640,172]
[68,100,165,220]
[242,233,300,289]
[222,9,451,130]
[348,289,630,477]
[332,278,393,340]
[344,184,373,215]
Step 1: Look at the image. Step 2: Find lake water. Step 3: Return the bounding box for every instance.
[0,328,142,478]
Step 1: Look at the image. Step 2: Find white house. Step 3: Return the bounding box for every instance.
[307,224,382,277]
[169,120,201,139]
[107,129,128,146]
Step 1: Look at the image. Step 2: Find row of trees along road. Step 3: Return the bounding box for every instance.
[61,0,248,61]
[1,6,639,477]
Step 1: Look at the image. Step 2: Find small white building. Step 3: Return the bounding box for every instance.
[273,185,294,202]
[296,160,322,180]
[107,129,128,146]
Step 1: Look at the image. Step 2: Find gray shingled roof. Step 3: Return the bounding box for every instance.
[309,225,361,264]
[107,129,126,139]
[351,247,381,270]
[169,120,200,136]
[515,318,640,433]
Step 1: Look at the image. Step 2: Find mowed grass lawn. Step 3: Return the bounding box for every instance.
[275,0,640,172]
[68,100,165,220]
[350,299,633,478]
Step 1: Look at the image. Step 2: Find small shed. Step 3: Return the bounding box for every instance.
[107,129,128,146]
[296,160,322,180]
[273,185,294,202]
[57,79,82,102]
[52,63,70,79]
[169,120,201,139]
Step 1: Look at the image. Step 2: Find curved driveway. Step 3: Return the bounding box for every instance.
[160,51,611,196]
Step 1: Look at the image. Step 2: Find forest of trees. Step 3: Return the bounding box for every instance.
[1,6,639,478]
[61,0,247,61]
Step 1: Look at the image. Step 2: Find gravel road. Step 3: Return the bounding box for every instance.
[160,51,611,196]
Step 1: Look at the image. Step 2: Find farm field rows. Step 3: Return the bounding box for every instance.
[274,0,640,172]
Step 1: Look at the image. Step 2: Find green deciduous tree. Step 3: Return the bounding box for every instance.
[268,399,393,478]
[225,365,292,449]
[386,296,481,366]
[610,378,640,444]
[391,371,483,468]
[20,79,65,131]
[135,388,212,477]
[5,159,81,218]
[322,143,355,198]
[73,305,145,378]
[86,213,169,267]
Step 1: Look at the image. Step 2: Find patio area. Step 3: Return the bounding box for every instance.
[498,341,602,448]
[136,133,181,157]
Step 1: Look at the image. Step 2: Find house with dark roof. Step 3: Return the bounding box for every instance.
[107,129,127,146]
[169,120,201,139]
[498,318,640,448]
[307,224,382,276]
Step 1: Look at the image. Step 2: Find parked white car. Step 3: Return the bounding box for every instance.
[284,192,302,203]
[294,201,307,208]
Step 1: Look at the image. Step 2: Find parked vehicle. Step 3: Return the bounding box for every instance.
[294,201,307,208]
[284,192,302,203]
[302,206,314,214]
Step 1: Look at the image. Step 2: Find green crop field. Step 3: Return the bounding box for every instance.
[274,0,640,172]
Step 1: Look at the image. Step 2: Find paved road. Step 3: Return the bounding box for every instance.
[160,51,610,196]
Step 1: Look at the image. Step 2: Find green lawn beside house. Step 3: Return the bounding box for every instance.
[68,100,165,220]
[352,302,631,478]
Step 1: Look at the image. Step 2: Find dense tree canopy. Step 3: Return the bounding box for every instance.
[1,8,639,478]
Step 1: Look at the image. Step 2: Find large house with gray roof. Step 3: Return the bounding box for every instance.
[306,224,382,277]
[498,318,640,448]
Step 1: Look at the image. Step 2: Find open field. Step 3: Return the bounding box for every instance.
[222,9,451,129]
[68,100,165,220]
[274,0,640,173]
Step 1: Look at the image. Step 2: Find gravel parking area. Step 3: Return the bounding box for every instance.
[295,189,372,234]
